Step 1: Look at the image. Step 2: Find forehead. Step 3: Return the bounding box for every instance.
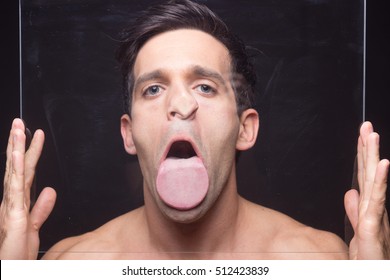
[133,29,231,79]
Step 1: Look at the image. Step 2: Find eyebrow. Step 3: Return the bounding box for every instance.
[133,65,229,92]
[190,65,227,88]
[133,70,164,92]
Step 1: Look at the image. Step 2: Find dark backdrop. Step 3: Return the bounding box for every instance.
[1,0,389,255]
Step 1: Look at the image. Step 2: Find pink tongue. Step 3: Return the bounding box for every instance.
[156,157,209,210]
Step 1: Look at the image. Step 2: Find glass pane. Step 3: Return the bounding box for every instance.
[20,0,364,254]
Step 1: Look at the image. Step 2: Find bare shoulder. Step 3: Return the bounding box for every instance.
[272,221,349,259]
[241,199,348,259]
[41,231,96,260]
[42,207,146,260]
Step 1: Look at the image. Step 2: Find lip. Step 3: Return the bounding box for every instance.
[159,135,203,165]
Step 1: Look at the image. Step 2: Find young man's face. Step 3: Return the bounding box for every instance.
[121,29,257,223]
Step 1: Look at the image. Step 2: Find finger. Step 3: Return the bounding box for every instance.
[30,187,57,231]
[24,130,45,190]
[366,159,389,220]
[359,122,375,202]
[345,189,360,232]
[360,121,373,171]
[9,149,26,211]
[357,135,364,193]
[362,132,380,199]
[4,119,25,187]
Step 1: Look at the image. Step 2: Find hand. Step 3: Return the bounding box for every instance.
[345,121,390,259]
[0,118,56,259]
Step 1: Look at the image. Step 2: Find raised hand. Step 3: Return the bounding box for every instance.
[345,121,390,259]
[0,118,56,259]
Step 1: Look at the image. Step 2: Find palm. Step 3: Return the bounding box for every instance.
[345,121,390,259]
[0,119,56,259]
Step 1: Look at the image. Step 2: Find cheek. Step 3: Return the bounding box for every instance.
[198,103,240,159]
[200,110,239,198]
[198,97,239,135]
[130,113,160,165]
[131,101,164,144]
[130,117,162,189]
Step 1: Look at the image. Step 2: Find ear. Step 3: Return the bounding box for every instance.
[236,108,259,151]
[120,114,137,155]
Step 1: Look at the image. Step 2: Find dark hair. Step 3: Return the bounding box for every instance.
[116,0,256,115]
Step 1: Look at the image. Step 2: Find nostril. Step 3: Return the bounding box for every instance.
[168,92,199,120]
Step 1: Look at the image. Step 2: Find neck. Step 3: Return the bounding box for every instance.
[143,170,242,258]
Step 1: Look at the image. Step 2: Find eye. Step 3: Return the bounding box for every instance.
[196,84,215,95]
[143,85,162,97]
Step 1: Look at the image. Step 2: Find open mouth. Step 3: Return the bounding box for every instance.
[166,140,197,159]
[157,139,209,211]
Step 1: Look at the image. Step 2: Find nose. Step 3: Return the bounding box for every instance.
[167,86,199,120]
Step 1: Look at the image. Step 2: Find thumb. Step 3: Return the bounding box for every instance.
[30,187,57,231]
[344,189,359,232]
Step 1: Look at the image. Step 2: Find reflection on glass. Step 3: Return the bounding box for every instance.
[20,0,364,252]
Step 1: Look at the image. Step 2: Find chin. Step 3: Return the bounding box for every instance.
[160,203,209,224]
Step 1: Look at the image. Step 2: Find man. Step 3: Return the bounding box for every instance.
[1,0,389,259]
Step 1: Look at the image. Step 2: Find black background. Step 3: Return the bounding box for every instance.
[0,0,389,255]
